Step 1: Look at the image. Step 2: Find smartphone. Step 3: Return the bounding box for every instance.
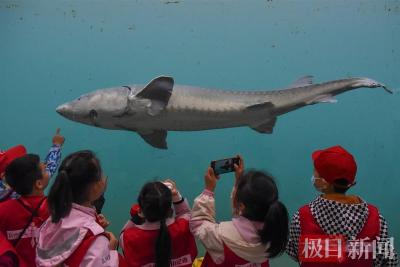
[211,156,240,175]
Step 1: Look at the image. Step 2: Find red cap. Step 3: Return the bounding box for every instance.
[312,145,357,185]
[0,145,27,174]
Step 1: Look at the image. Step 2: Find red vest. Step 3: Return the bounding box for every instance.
[0,232,20,267]
[298,204,380,267]
[122,218,197,267]
[64,231,99,267]
[64,231,127,267]
[201,244,269,267]
[0,195,48,267]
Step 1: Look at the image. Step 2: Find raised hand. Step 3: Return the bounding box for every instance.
[205,167,219,192]
[234,155,244,183]
[52,128,65,146]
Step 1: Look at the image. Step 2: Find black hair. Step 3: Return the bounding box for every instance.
[130,213,145,225]
[138,182,172,267]
[5,154,42,195]
[48,150,102,223]
[332,178,350,194]
[92,194,105,214]
[235,170,289,258]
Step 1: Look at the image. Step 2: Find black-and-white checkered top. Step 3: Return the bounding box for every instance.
[286,196,399,266]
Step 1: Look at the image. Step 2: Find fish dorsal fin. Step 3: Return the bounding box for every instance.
[289,75,314,88]
[138,130,168,149]
[136,76,174,104]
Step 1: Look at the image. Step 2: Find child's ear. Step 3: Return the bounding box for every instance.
[314,177,331,193]
[35,179,44,191]
[238,203,246,215]
[314,177,328,189]
[137,207,145,218]
[320,178,330,190]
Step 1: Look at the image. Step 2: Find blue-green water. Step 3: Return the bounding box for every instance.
[1,1,399,266]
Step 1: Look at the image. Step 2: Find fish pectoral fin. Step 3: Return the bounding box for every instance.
[250,117,277,134]
[138,130,168,149]
[137,76,174,104]
[246,102,276,133]
[306,94,338,105]
[288,75,314,88]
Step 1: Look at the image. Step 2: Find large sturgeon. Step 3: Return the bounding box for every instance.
[56,76,391,149]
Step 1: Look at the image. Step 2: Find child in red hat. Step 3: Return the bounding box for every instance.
[0,128,64,202]
[286,145,398,266]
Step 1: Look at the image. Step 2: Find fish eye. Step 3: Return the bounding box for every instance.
[89,109,98,119]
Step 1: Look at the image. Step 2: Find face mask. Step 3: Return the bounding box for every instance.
[311,175,316,184]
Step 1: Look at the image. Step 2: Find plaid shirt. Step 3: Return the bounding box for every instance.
[286,196,399,267]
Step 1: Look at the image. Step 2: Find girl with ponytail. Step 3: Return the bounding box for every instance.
[190,156,289,266]
[120,180,197,267]
[36,150,121,267]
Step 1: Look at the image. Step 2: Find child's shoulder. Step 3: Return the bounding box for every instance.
[312,194,367,206]
[0,197,18,209]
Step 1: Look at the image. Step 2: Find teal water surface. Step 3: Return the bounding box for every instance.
[1,1,399,266]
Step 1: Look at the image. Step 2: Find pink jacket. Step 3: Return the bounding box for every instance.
[36,203,118,267]
[190,189,269,264]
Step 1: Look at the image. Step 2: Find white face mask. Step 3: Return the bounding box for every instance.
[311,175,316,184]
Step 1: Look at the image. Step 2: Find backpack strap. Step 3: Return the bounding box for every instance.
[0,189,13,202]
[64,231,108,267]
[12,197,46,247]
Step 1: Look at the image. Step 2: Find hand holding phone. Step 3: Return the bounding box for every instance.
[211,156,241,176]
[204,167,218,192]
[234,155,244,182]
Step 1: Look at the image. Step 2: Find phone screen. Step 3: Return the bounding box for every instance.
[211,157,240,175]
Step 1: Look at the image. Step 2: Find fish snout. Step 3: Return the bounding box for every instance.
[56,103,73,118]
[56,104,66,115]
